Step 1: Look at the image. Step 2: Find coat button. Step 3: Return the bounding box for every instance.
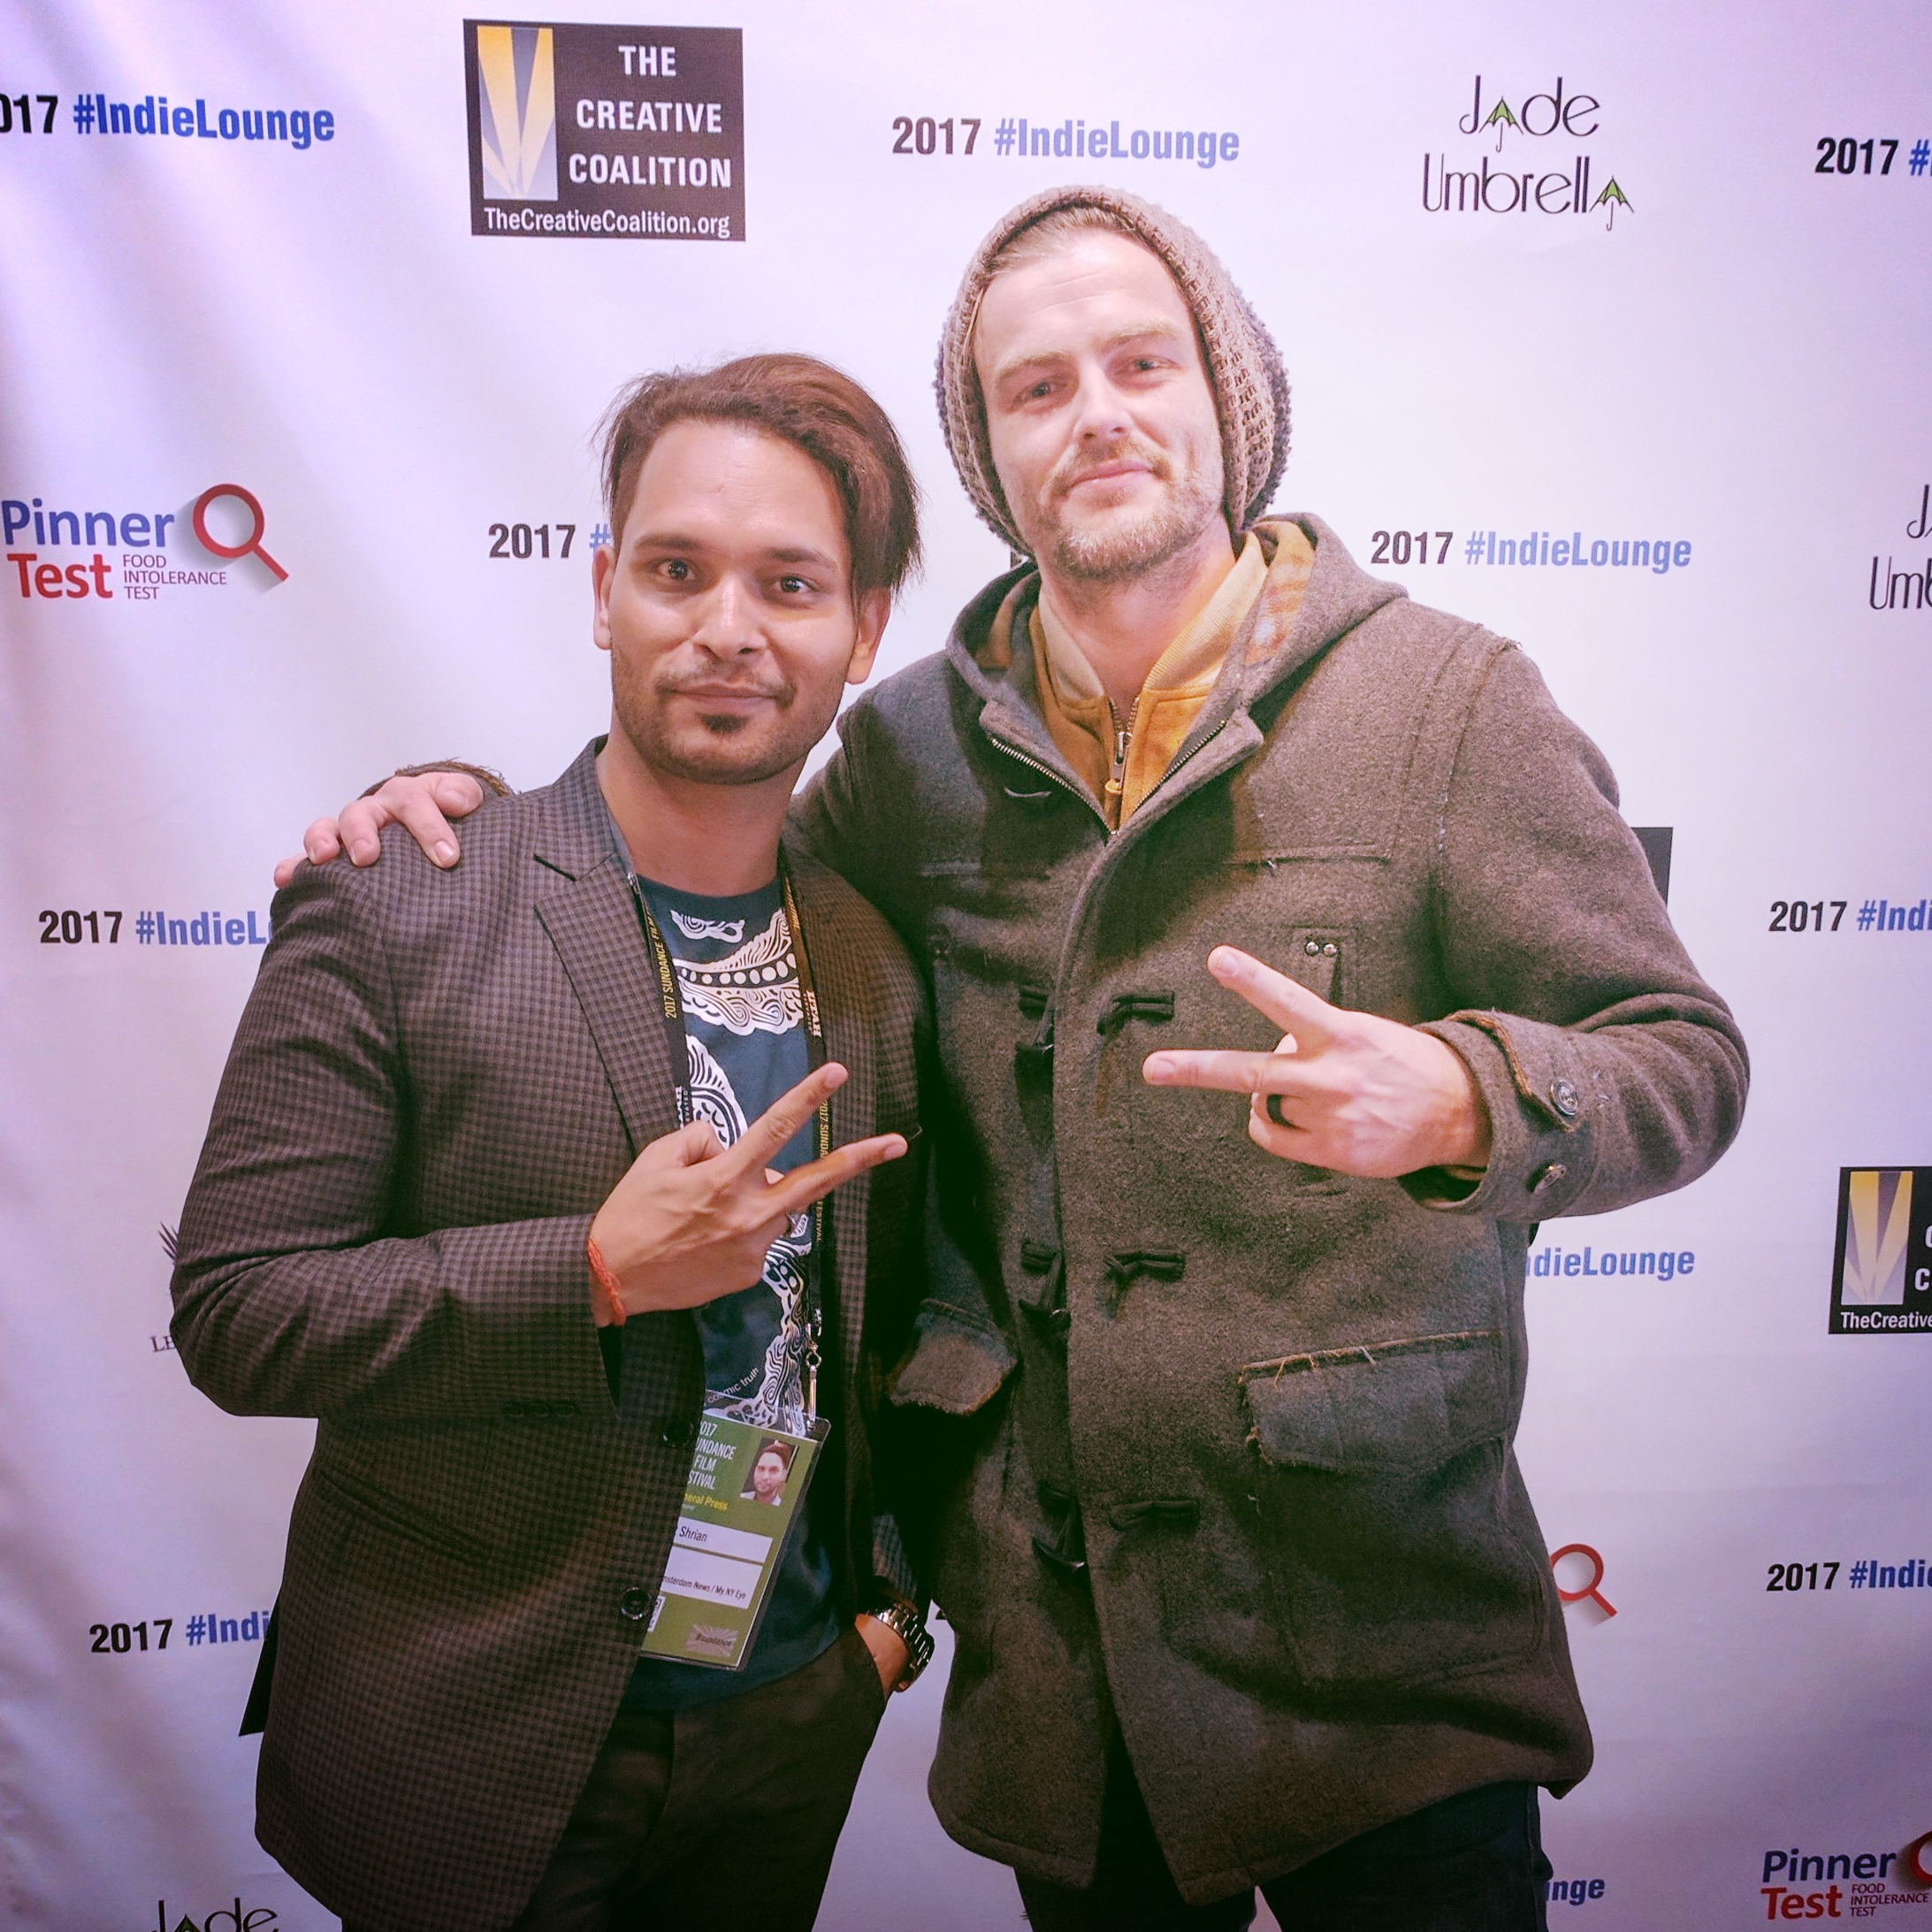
[501,1400,527,1419]
[618,1587,653,1622]
[1322,943,1338,958]
[1548,1077,1581,1119]
[1304,940,1321,955]
[659,1417,695,1447]
[554,1399,579,1418]
[1530,1162,1568,1192]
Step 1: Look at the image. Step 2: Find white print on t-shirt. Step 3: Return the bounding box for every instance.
[668,910,745,944]
[684,1035,749,1145]
[671,909,803,1036]
[679,1029,815,1432]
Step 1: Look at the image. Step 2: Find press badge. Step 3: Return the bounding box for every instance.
[637,1407,829,1669]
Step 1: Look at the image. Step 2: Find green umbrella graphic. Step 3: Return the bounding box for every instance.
[1481,96,1518,151]
[1593,178,1632,230]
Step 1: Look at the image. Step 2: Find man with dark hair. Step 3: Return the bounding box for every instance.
[293,192,1746,1930]
[172,353,938,1932]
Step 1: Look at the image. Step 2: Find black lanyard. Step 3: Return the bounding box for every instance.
[629,856,829,1423]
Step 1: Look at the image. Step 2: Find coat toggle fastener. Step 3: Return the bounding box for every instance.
[1096,992,1176,1036]
[1017,1240,1070,1341]
[1102,1250,1187,1292]
[1032,1478,1088,1576]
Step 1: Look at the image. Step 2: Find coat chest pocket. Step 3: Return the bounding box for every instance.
[1239,1330,1545,1692]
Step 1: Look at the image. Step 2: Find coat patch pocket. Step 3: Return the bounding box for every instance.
[1239,1330,1545,1691]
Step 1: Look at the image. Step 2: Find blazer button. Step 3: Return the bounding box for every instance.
[659,1417,695,1447]
[618,1587,653,1622]
[1548,1077,1581,1119]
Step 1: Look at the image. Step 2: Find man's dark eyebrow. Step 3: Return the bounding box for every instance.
[626,527,713,555]
[989,320,1191,392]
[627,531,839,573]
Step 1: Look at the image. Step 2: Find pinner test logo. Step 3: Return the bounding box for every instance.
[1829,1168,1932,1333]
[1423,75,1632,229]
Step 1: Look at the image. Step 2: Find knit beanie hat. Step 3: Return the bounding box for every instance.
[935,184,1290,556]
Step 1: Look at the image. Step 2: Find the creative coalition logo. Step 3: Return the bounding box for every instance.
[4,485,286,601]
[1829,1168,1932,1334]
[1868,484,1931,612]
[1423,75,1632,229]
[1634,826,1672,904]
[463,20,745,240]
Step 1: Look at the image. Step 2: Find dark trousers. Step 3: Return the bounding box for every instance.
[348,1623,886,1932]
[1016,1745,1553,1932]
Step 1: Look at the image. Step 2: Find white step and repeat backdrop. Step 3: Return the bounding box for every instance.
[3,1,1928,1926]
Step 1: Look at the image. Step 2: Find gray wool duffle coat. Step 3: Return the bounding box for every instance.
[793,515,1748,1905]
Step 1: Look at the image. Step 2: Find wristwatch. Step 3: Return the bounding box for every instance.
[865,1597,935,1691]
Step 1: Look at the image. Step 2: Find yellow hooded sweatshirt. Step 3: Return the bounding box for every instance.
[1028,525,1314,828]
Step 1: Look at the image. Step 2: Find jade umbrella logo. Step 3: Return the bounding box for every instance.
[1425,74,1634,229]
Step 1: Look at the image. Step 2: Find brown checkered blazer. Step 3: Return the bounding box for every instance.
[171,742,928,1932]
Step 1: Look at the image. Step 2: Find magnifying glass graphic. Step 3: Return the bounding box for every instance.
[192,484,288,582]
[1904,1831,1932,1889]
[1549,1543,1617,1616]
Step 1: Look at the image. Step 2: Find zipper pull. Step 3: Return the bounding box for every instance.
[1107,702,1130,805]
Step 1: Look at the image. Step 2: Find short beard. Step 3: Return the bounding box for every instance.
[610,655,840,788]
[1029,443,1226,585]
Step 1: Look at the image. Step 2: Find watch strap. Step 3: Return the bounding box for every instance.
[867,1598,935,1690]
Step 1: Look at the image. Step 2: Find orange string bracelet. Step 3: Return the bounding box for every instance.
[585,1235,627,1327]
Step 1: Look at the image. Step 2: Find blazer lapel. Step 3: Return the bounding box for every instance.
[532,746,682,1157]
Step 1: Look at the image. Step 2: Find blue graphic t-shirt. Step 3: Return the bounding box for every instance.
[611,848,841,1708]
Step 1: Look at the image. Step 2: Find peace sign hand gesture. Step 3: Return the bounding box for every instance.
[587,1062,906,1322]
[1142,946,1493,1180]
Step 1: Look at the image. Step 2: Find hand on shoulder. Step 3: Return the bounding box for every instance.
[271,766,498,888]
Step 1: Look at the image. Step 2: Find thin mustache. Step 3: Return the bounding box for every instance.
[657,675,790,700]
[1051,444,1169,500]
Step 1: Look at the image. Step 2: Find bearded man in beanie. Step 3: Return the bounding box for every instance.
[291,188,1747,1929]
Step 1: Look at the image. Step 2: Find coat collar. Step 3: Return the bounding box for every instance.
[942,515,1408,828]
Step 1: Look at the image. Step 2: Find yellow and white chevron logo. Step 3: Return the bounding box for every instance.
[475,23,558,201]
[1841,1168,1913,1305]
